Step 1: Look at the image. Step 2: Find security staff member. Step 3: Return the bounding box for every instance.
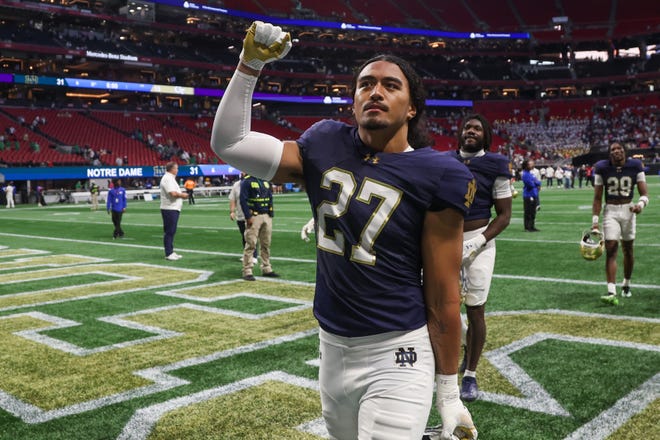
[239,175,279,280]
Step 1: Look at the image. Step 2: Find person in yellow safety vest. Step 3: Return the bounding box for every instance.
[184,177,196,205]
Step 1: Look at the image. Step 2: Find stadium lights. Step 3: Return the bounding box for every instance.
[552,16,569,24]
[120,0,155,22]
[66,92,111,98]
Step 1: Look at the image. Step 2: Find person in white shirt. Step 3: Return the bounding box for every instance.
[544,166,554,187]
[5,182,15,208]
[554,166,564,188]
[159,162,188,260]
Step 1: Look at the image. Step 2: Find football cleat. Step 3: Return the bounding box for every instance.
[460,376,479,402]
[621,286,632,297]
[600,294,619,306]
[580,229,604,260]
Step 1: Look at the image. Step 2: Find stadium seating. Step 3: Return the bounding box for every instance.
[0,0,657,168]
[0,111,87,166]
[463,0,520,33]
[349,0,409,27]
[510,0,559,29]
[430,2,476,32]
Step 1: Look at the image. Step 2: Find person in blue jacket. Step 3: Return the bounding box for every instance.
[522,159,542,232]
[107,178,127,239]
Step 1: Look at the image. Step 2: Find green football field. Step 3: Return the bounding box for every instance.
[0,177,658,440]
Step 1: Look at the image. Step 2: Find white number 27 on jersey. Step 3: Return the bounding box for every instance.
[315,168,403,266]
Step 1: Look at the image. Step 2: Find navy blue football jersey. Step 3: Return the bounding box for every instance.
[594,158,645,204]
[449,151,512,221]
[297,120,475,337]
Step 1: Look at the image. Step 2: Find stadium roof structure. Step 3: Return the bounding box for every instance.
[153,0,660,42]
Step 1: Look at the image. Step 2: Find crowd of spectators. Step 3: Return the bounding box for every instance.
[585,106,658,150]
[0,1,657,169]
[3,7,657,105]
[493,116,590,158]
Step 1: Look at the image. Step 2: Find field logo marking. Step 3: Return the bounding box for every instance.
[0,253,109,271]
[0,246,657,439]
[12,311,183,356]
[483,332,660,417]
[117,371,322,440]
[156,281,312,319]
[112,326,660,440]
[0,329,318,424]
[563,373,659,440]
[0,248,50,259]
[0,262,211,312]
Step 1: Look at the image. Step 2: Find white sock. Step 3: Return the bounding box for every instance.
[622,278,630,287]
[464,369,476,378]
[607,283,616,295]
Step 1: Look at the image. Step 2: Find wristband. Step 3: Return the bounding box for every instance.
[436,374,459,400]
[475,233,487,248]
[637,195,649,209]
[592,215,599,224]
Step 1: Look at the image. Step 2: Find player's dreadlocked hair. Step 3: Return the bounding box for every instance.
[458,113,492,151]
[351,54,432,149]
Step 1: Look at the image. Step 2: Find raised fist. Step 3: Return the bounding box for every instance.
[240,21,292,71]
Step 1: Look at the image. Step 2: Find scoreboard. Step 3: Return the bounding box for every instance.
[8,73,472,107]
[13,74,195,96]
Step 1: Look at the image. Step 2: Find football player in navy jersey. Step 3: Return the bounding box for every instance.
[211,20,477,440]
[449,115,512,402]
[591,142,648,305]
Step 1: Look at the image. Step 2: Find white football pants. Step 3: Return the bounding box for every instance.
[319,325,435,440]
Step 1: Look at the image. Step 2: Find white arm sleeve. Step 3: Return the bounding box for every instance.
[210,69,283,181]
[492,176,512,199]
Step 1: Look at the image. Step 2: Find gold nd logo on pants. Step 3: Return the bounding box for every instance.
[243,213,273,276]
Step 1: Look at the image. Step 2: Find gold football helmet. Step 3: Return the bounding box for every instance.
[580,229,604,260]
